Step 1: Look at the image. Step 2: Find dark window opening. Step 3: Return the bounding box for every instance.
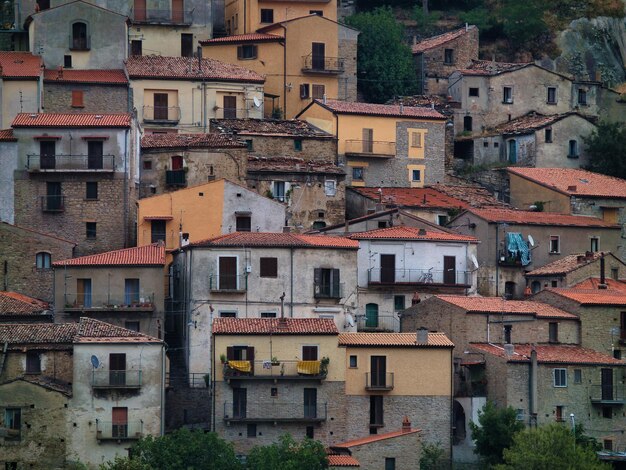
[237,45,258,60]
[131,40,142,56]
[247,423,257,437]
[568,140,579,158]
[64,55,72,68]
[302,346,318,361]
[125,321,140,332]
[40,140,56,169]
[26,351,41,374]
[370,395,383,427]
[181,33,193,57]
[260,257,278,277]
[547,87,557,104]
[503,86,513,103]
[545,128,552,143]
[86,222,97,239]
[309,10,323,15]
[468,87,479,97]
[504,325,512,344]
[294,139,303,151]
[578,89,587,105]
[71,22,89,50]
[306,426,314,438]
[444,48,453,64]
[549,322,558,343]
[236,215,251,232]
[151,220,166,244]
[349,355,357,368]
[87,140,103,169]
[260,9,273,23]
[314,268,340,298]
[463,116,472,132]
[300,83,310,99]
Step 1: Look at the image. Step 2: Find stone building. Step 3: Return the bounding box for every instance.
[412,25,479,95]
[139,132,248,197]
[0,291,52,323]
[0,221,76,302]
[0,52,42,129]
[11,112,138,256]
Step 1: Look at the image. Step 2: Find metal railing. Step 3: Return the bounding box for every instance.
[209,274,247,292]
[143,106,181,123]
[344,140,396,156]
[313,282,343,299]
[62,293,155,311]
[590,384,626,404]
[355,315,400,332]
[91,370,142,389]
[166,170,186,186]
[302,55,344,73]
[132,8,193,24]
[366,372,394,390]
[223,401,327,422]
[69,35,91,50]
[40,195,65,212]
[27,154,115,172]
[223,360,328,380]
[213,107,251,120]
[96,420,143,440]
[165,372,209,388]
[367,268,471,286]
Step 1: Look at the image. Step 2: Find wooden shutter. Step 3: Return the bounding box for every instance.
[223,96,237,119]
[226,346,234,361]
[72,90,84,107]
[154,93,169,120]
[314,268,322,296]
[237,46,243,59]
[300,84,309,99]
[331,268,340,297]
[247,346,255,374]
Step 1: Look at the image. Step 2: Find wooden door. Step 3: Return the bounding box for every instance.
[233,388,247,418]
[87,140,103,169]
[362,128,373,153]
[380,254,395,283]
[112,407,128,438]
[602,368,614,401]
[223,96,237,119]
[443,256,456,285]
[134,0,146,20]
[312,42,325,70]
[154,93,169,120]
[172,0,184,23]
[219,257,237,290]
[109,353,126,386]
[40,141,56,169]
[371,356,386,387]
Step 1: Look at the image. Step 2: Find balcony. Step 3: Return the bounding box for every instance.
[223,401,327,423]
[313,282,343,299]
[302,55,344,74]
[131,8,193,25]
[223,359,328,382]
[63,293,155,312]
[91,369,142,389]
[165,372,209,389]
[27,154,115,172]
[355,315,399,332]
[590,384,625,405]
[143,106,181,124]
[367,268,472,287]
[41,195,65,212]
[209,274,247,293]
[365,372,394,391]
[166,169,186,186]
[344,140,396,158]
[96,420,143,440]
[213,107,250,120]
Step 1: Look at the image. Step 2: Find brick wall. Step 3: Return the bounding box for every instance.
[43,83,129,114]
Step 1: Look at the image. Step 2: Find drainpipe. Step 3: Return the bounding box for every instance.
[243,0,247,34]
[290,246,294,317]
[160,343,165,435]
[495,223,499,297]
[529,347,538,426]
[279,26,287,118]
[123,128,129,247]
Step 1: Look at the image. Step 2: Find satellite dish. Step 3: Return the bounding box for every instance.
[470,254,479,269]
[90,355,100,369]
[528,234,535,247]
[253,96,261,108]
[345,313,355,328]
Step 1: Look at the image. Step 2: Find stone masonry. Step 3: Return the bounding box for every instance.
[43,83,129,114]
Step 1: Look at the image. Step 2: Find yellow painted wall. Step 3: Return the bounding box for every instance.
[407,129,427,159]
[343,346,451,396]
[508,174,570,213]
[3,80,39,129]
[336,114,397,155]
[407,163,426,188]
[297,101,336,134]
[131,25,206,57]
[214,334,344,381]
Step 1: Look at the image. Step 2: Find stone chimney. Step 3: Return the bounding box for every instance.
[504,343,515,356]
[402,416,412,433]
[411,292,421,305]
[416,327,428,344]
[567,185,577,192]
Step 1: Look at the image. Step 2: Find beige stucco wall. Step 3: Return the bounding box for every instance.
[2,80,39,129]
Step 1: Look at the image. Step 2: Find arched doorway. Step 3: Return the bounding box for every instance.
[453,400,467,445]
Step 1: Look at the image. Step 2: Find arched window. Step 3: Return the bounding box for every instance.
[71,22,89,50]
[365,303,379,328]
[35,252,51,269]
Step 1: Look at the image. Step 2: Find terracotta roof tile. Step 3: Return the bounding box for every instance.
[412,25,477,54]
[429,184,509,209]
[545,287,626,306]
[17,375,73,396]
[211,118,331,137]
[125,55,264,83]
[467,208,618,228]
[457,59,531,76]
[213,317,338,335]
[200,33,283,45]
[75,317,161,343]
[348,225,478,242]
[53,243,165,267]
[0,129,16,141]
[507,167,626,199]
[44,69,128,84]
[471,343,625,365]
[434,295,578,319]
[0,292,50,316]
[350,187,468,209]
[572,278,626,291]
[0,52,42,79]
[141,133,245,149]
[12,113,131,128]
[332,428,421,448]
[338,332,454,347]
[491,112,592,136]
[312,99,446,120]
[247,156,343,174]
[526,252,606,276]
[327,455,360,467]
[191,232,359,249]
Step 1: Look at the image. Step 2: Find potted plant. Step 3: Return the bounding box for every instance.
[271,356,280,366]
[203,373,210,387]
[220,353,227,364]
[320,357,330,376]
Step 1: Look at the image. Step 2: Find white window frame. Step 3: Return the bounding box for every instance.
[324,179,337,196]
[590,237,599,252]
[503,86,513,104]
[549,235,560,254]
[553,368,567,387]
[35,251,51,269]
[217,255,239,290]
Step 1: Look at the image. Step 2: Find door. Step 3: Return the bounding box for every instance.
[219,257,237,290]
[233,388,247,419]
[365,303,378,328]
[362,128,373,153]
[223,96,237,119]
[87,141,103,169]
[154,93,169,120]
[181,33,193,57]
[76,278,92,308]
[371,356,386,388]
[124,279,140,305]
[443,256,456,285]
[508,139,517,163]
[380,254,395,283]
[172,0,184,23]
[46,182,62,211]
[171,155,183,170]
[312,42,325,70]
[304,388,317,419]
[112,407,128,438]
[40,141,56,169]
[109,353,126,386]
[134,0,146,20]
[601,368,614,401]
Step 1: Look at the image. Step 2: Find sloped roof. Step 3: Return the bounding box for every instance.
[12,113,131,128]
[213,317,338,335]
[338,332,454,347]
[327,455,360,467]
[0,129,16,141]
[348,225,478,242]
[307,99,446,120]
[526,252,606,276]
[211,118,331,137]
[471,343,624,365]
[457,59,532,76]
[573,278,626,291]
[44,68,128,85]
[429,184,508,209]
[493,112,593,136]
[201,33,283,45]
[412,25,477,54]
[0,221,76,245]
[125,55,264,83]
[0,52,42,79]
[465,208,618,228]
[332,428,421,448]
[0,292,49,316]
[141,132,245,149]
[349,187,468,209]
[247,156,343,174]
[507,167,626,199]
[191,232,359,249]
[432,295,578,319]
[53,243,165,267]
[544,287,626,306]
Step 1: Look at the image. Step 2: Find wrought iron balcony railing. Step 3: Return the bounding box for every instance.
[40,195,65,212]
[131,8,193,24]
[302,55,344,73]
[96,420,143,440]
[355,314,400,332]
[367,268,471,286]
[165,372,209,388]
[27,154,115,172]
[142,106,181,123]
[223,359,328,380]
[62,293,155,311]
[365,372,394,391]
[166,169,186,186]
[313,282,343,299]
[91,369,142,389]
[590,384,626,404]
[344,140,396,157]
[223,401,327,422]
[209,274,247,292]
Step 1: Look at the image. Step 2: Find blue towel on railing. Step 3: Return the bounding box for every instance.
[506,232,531,266]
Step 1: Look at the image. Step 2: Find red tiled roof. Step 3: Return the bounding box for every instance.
[526,252,606,276]
[200,33,283,45]
[0,292,49,316]
[327,455,360,467]
[434,295,578,319]
[429,184,508,209]
[213,317,338,335]
[75,317,161,343]
[311,99,446,120]
[349,187,468,209]
[471,343,625,365]
[338,332,454,347]
[141,133,245,149]
[211,118,331,137]
[457,60,531,76]
[412,25,477,54]
[332,428,421,448]
[492,112,592,136]
[44,68,128,84]
[0,129,16,141]
[12,113,131,128]
[466,208,618,228]
[348,225,478,242]
[507,167,626,199]
[247,156,344,174]
[545,288,626,306]
[573,278,626,291]
[53,243,165,267]
[0,52,42,79]
[191,232,359,249]
[125,55,264,83]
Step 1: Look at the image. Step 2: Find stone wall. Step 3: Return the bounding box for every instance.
[244,135,337,162]
[338,26,359,103]
[43,83,129,114]
[165,386,212,432]
[0,350,74,384]
[347,429,421,470]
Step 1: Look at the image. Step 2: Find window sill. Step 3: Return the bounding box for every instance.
[546,102,557,105]
[502,101,514,105]
[69,47,91,51]
[545,140,553,143]
[567,155,579,159]
[549,251,560,255]
[238,57,257,61]
[72,105,85,108]
[84,198,99,201]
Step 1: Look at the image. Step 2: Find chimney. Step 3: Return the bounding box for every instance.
[567,185,577,192]
[585,251,594,260]
[282,226,291,233]
[600,254,606,286]
[400,102,404,114]
[416,327,428,344]
[411,292,421,305]
[465,22,469,32]
[412,36,417,46]
[418,228,427,236]
[57,66,63,79]
[402,416,411,433]
[504,343,515,356]
[577,254,586,263]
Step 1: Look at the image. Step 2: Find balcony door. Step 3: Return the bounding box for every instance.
[602,368,613,401]
[380,254,395,283]
[112,407,128,438]
[223,96,237,119]
[219,256,237,290]
[304,388,317,419]
[154,93,169,120]
[76,278,92,308]
[362,128,373,153]
[312,42,325,70]
[365,303,378,328]
[172,0,184,23]
[371,355,386,388]
[233,388,247,419]
[40,140,56,169]
[87,140,103,169]
[134,0,146,20]
[443,256,456,284]
[109,353,126,386]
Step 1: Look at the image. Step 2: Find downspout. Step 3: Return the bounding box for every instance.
[495,223,499,297]
[202,81,207,132]
[449,346,454,459]
[280,26,287,118]
[243,0,247,34]
[160,343,166,435]
[36,75,41,112]
[123,128,129,247]
[529,347,538,427]
[290,246,294,317]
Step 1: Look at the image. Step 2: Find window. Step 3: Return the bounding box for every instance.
[87,140,104,169]
[574,369,582,384]
[314,268,340,298]
[378,221,387,228]
[352,167,364,180]
[349,355,357,368]
[555,405,564,422]
[615,349,622,359]
[86,222,97,239]
[551,280,558,288]
[260,257,278,277]
[437,214,449,226]
[38,0,50,9]
[131,40,142,56]
[604,439,613,451]
[302,346,318,360]
[260,311,276,318]
[483,140,489,147]
[273,181,286,201]
[549,322,558,343]
[325,180,337,196]
[309,10,323,15]
[64,55,72,68]
[77,278,92,308]
[109,353,126,386]
[40,140,56,170]
[504,325,512,344]
[578,89,587,105]
[293,139,303,151]
[612,268,619,280]
[143,160,152,170]
[411,169,421,182]
[4,408,21,440]
[72,90,84,107]
[260,8,273,23]
[370,355,387,387]
[236,215,251,232]
[463,116,472,132]
[220,311,237,318]
[468,87,479,97]
[181,33,193,57]
[26,351,41,373]
[271,387,278,396]
[71,21,89,50]
[411,132,422,148]
[237,45,258,60]
[312,84,325,100]
[300,84,310,99]
[125,321,140,332]
[545,128,552,143]
[35,252,51,269]
[444,48,453,64]
[124,278,140,305]
[568,140,579,158]
[549,235,560,254]
[218,256,238,290]
[553,368,567,387]
[86,181,98,200]
[151,220,166,244]
[112,407,128,438]
[385,458,396,470]
[547,87,557,104]
[233,388,247,419]
[247,423,257,438]
[312,221,326,229]
[603,407,612,419]
[394,295,405,311]
[304,388,317,419]
[306,426,314,439]
[503,86,513,103]
[590,237,599,252]
[370,395,383,427]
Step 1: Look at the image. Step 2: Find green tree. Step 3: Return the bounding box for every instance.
[345,7,416,103]
[420,442,447,470]
[583,120,626,180]
[246,434,328,470]
[499,0,550,52]
[469,401,524,466]
[496,423,610,470]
